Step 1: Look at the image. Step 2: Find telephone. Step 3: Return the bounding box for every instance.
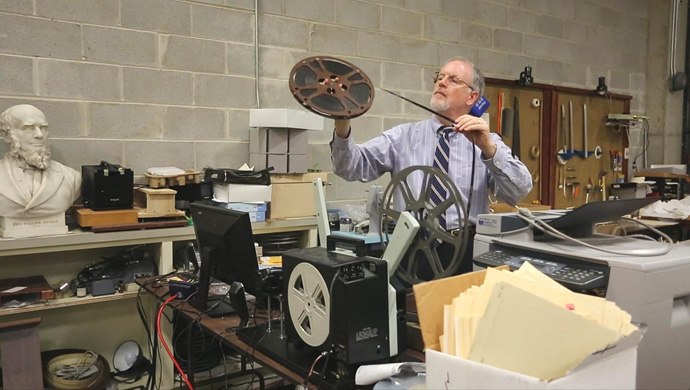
[470,95,490,117]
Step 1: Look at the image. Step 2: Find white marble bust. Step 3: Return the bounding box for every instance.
[0,104,81,219]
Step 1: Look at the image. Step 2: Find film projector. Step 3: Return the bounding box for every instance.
[237,56,469,389]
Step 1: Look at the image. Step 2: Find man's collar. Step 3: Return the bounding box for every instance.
[430,115,444,129]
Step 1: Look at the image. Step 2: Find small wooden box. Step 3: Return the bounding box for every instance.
[73,207,138,228]
[134,188,185,218]
[145,170,202,188]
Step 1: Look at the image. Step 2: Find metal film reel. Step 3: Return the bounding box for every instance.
[287,262,330,347]
[288,56,374,119]
[378,166,469,285]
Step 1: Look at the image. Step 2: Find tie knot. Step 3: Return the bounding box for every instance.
[438,126,453,139]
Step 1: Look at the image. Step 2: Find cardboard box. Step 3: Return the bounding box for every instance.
[426,341,639,389]
[249,127,289,154]
[217,202,268,212]
[247,211,266,223]
[610,182,650,200]
[249,128,308,173]
[649,164,687,175]
[413,269,642,389]
[214,202,266,222]
[270,172,328,219]
[249,151,307,174]
[213,183,272,203]
[248,109,316,174]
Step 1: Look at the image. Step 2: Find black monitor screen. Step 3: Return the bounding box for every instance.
[189,202,258,315]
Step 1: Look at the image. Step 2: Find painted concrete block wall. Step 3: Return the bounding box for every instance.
[0,0,667,207]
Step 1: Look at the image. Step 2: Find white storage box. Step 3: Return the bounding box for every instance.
[414,268,643,390]
[426,330,642,389]
[249,108,324,130]
[212,183,271,203]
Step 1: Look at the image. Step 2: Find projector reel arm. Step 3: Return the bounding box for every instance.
[379,166,469,284]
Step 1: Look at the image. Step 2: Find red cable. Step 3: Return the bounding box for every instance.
[157,295,195,390]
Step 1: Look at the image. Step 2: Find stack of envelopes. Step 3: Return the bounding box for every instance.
[440,263,637,381]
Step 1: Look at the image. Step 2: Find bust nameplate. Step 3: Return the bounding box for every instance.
[0,214,68,238]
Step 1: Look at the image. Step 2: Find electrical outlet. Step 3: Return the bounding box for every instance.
[624,147,629,159]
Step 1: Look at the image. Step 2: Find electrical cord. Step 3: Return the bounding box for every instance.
[318,350,333,390]
[303,268,342,388]
[44,351,109,390]
[515,207,674,256]
[157,294,195,390]
[303,351,327,388]
[135,270,197,390]
[466,141,476,223]
[50,351,99,380]
[243,322,269,390]
[137,273,174,390]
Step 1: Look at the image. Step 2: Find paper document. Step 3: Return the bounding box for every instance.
[468,282,618,381]
[641,198,690,220]
[2,286,26,293]
[355,362,425,386]
[146,166,185,176]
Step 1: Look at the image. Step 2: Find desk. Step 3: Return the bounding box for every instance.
[138,277,424,389]
[138,278,314,389]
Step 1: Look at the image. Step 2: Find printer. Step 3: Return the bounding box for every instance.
[472,199,690,389]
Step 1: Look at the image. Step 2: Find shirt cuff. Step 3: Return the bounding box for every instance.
[482,143,509,170]
[331,129,353,149]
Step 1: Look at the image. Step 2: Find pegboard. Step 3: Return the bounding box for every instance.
[550,92,628,209]
[483,79,631,208]
[483,85,544,204]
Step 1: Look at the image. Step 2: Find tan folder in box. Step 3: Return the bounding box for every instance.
[412,267,507,352]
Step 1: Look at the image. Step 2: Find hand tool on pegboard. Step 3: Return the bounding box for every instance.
[512,95,521,159]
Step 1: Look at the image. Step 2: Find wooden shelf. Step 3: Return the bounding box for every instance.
[0,217,317,257]
[0,291,138,317]
[634,171,690,180]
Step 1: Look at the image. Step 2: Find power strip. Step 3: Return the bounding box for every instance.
[169,280,198,299]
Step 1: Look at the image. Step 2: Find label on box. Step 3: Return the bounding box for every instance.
[248,211,266,223]
[221,202,268,212]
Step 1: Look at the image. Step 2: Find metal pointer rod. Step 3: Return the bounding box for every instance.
[380,88,456,124]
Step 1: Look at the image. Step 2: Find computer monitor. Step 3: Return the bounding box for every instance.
[189,202,258,317]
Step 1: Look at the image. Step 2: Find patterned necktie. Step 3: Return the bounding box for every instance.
[429,126,452,231]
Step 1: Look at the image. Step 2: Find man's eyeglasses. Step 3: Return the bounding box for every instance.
[433,72,475,91]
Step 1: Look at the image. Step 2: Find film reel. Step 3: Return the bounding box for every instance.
[287,262,330,347]
[288,56,374,119]
[378,166,469,285]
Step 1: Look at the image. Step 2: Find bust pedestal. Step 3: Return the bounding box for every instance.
[0,214,68,238]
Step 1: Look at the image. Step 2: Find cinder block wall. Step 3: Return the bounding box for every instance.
[0,0,662,206]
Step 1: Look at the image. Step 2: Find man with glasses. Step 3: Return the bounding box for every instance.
[329,57,532,280]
